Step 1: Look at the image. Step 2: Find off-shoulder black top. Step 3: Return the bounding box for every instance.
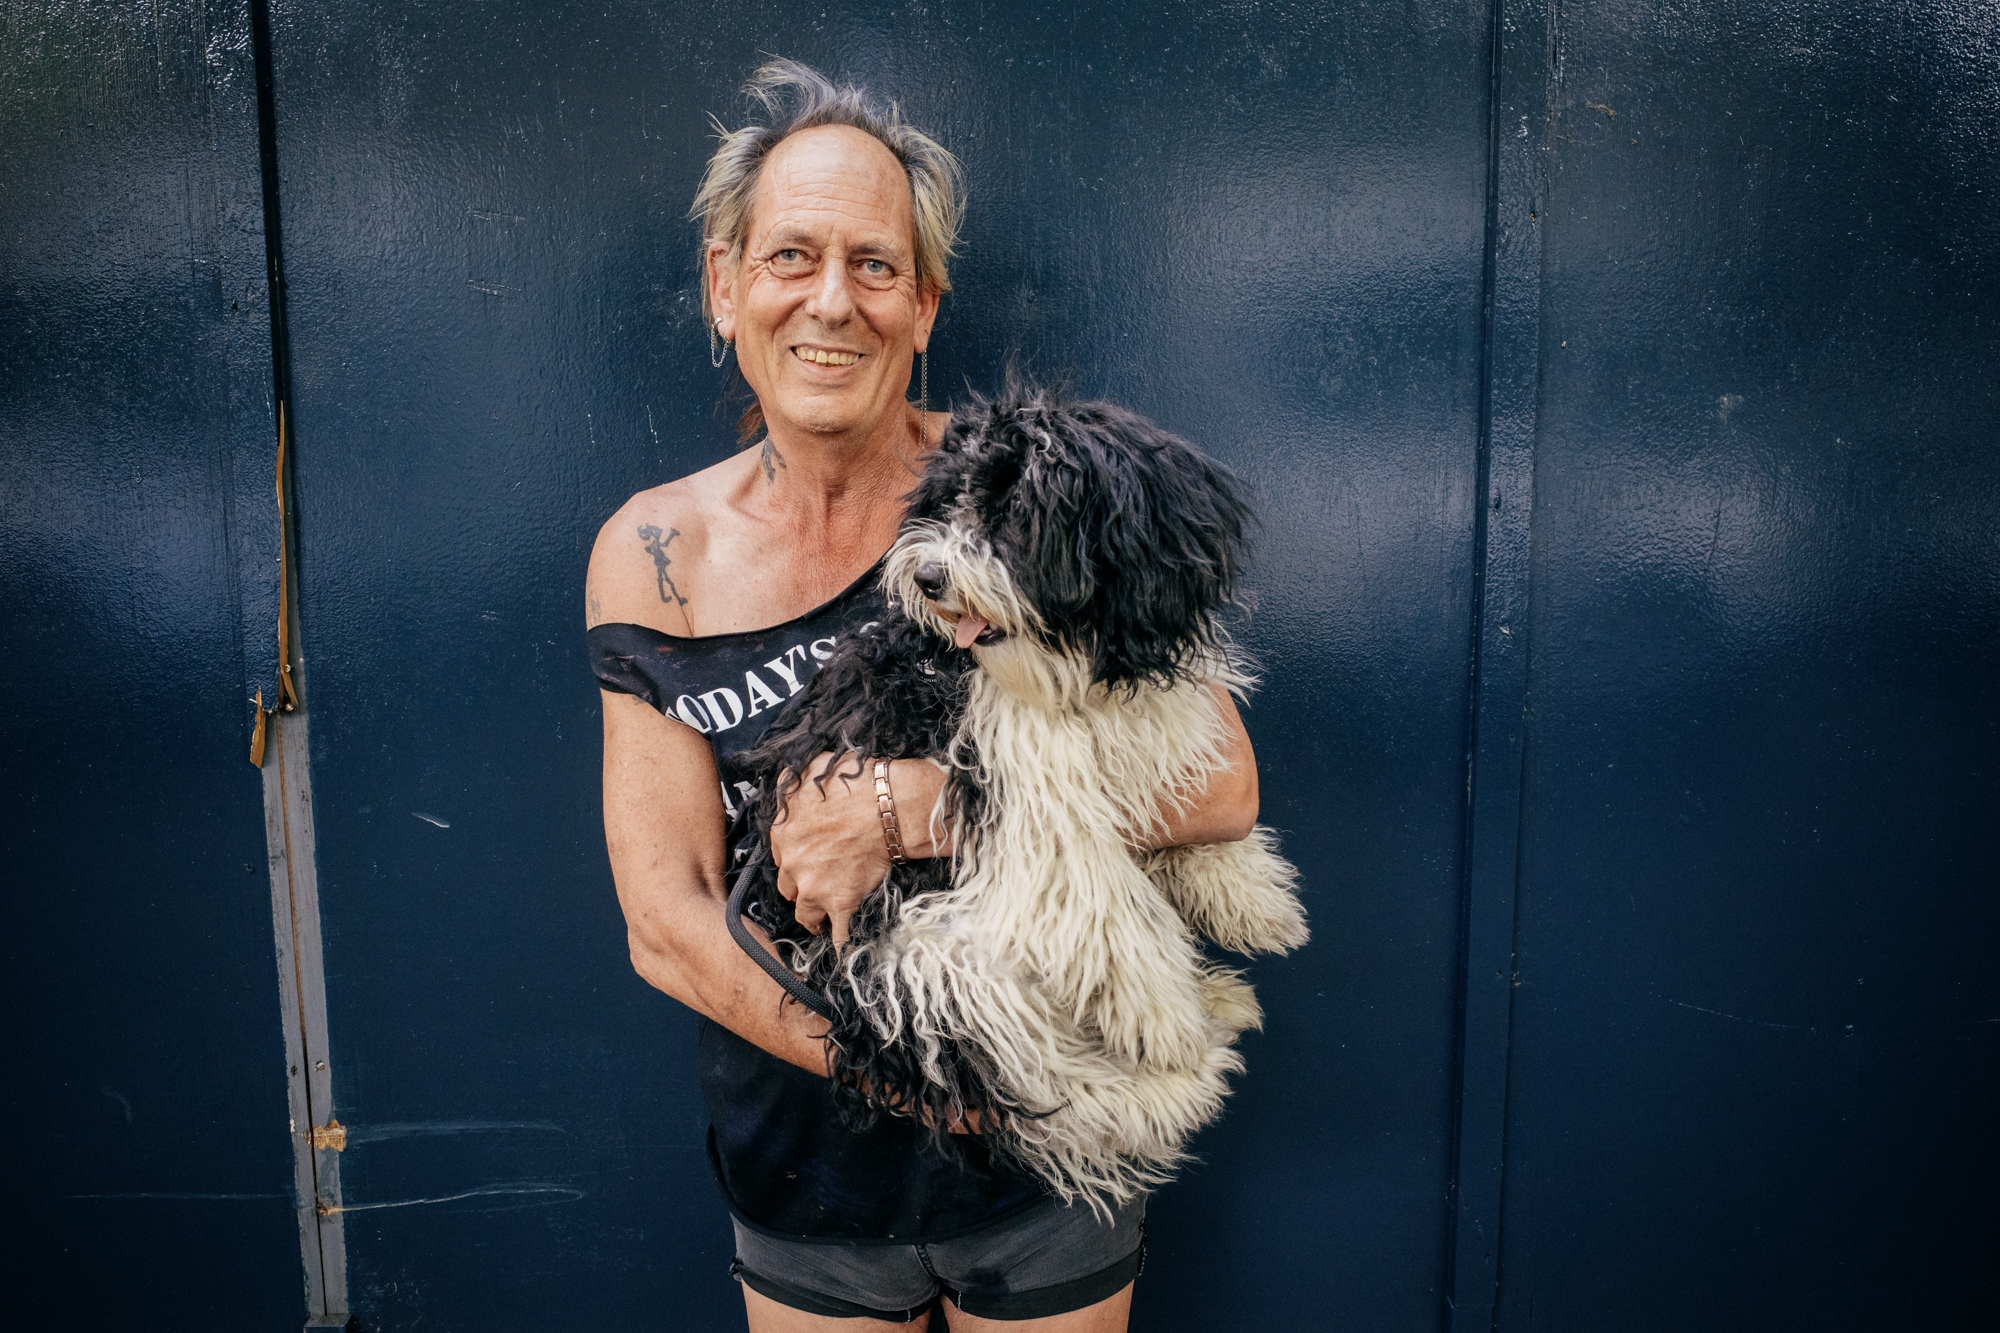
[587,563,1042,1241]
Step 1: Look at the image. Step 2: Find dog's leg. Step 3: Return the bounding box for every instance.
[854,907,1222,1212]
[959,963,1264,1214]
[886,841,1220,1083]
[1004,1026,1249,1216]
[949,676,1226,1075]
[857,900,1082,1124]
[992,839,1223,1074]
[1145,825,1310,956]
[1012,967,1263,1212]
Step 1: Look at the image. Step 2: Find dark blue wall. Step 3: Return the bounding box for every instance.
[4,0,1995,1329]
[263,2,1489,1326]
[1496,2,2000,1325]
[0,1,299,1326]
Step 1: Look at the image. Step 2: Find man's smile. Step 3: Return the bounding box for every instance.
[792,345,861,366]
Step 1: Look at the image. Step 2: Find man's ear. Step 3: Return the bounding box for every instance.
[912,282,942,354]
[707,243,738,341]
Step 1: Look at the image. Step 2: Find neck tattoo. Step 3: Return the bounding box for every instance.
[759,437,787,485]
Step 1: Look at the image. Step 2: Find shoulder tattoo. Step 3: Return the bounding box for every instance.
[636,524,689,607]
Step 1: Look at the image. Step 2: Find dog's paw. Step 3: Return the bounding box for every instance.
[1197,964,1264,1041]
[1146,827,1310,956]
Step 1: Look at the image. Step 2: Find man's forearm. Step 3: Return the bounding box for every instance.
[885,685,1258,858]
[625,885,834,1077]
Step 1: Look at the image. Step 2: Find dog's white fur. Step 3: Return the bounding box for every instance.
[849,522,1310,1210]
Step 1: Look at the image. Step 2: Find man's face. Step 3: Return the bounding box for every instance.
[712,124,938,444]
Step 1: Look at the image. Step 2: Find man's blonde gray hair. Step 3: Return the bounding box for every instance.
[692,58,965,321]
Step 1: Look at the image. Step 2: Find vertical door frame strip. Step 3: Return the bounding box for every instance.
[1445,0,1554,1328]
[262,684,349,1320]
[249,0,350,1321]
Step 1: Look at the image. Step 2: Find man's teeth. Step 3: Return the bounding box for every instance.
[795,348,860,366]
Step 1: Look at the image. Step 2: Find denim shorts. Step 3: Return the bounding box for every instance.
[731,1192,1148,1322]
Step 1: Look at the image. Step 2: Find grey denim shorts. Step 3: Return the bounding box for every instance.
[731,1191,1148,1323]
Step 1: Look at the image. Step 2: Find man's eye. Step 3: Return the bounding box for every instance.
[862,259,888,274]
[775,249,803,263]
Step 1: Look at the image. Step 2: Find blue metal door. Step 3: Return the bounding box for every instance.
[263,2,1491,1326]
[1485,2,2000,1326]
[1,3,305,1326]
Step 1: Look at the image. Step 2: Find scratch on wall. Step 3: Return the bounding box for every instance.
[1660,994,1817,1033]
[67,1191,289,1200]
[344,1119,569,1144]
[320,1182,584,1215]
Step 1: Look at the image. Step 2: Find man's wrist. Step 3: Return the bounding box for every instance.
[872,759,910,865]
[885,758,953,859]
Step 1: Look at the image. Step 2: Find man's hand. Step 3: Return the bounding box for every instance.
[771,753,948,945]
[770,686,1254,946]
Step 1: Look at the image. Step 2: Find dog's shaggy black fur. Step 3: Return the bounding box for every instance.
[731,383,1256,1170]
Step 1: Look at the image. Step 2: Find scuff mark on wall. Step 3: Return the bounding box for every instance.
[66,1192,289,1201]
[321,1181,584,1215]
[1658,993,1819,1034]
[100,1084,134,1126]
[344,1119,569,1145]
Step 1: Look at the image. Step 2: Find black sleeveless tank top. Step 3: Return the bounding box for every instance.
[587,562,1043,1241]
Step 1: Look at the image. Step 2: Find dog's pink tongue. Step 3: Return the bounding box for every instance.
[953,614,989,649]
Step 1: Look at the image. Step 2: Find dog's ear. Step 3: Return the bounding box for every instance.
[1009,408,1099,609]
[1009,395,1253,688]
[900,400,987,522]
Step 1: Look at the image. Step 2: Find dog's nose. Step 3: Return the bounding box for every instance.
[913,562,947,597]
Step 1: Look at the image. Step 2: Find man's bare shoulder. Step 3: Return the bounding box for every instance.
[587,453,755,634]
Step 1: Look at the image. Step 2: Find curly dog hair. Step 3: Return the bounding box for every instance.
[732,383,1309,1210]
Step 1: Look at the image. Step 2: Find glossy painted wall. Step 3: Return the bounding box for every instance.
[1495,1,2000,1325]
[263,2,1489,1326]
[4,0,1995,1329]
[0,1,299,1324]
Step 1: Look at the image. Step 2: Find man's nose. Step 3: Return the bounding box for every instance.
[804,255,858,324]
[913,563,947,597]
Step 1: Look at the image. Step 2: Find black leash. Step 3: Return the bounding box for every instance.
[726,865,839,1021]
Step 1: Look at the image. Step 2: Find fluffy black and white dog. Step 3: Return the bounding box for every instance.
[731,384,1308,1209]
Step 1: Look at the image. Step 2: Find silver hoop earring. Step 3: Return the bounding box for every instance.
[916,348,929,446]
[709,318,730,368]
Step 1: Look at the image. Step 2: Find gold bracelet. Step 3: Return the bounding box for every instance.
[874,759,909,865]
